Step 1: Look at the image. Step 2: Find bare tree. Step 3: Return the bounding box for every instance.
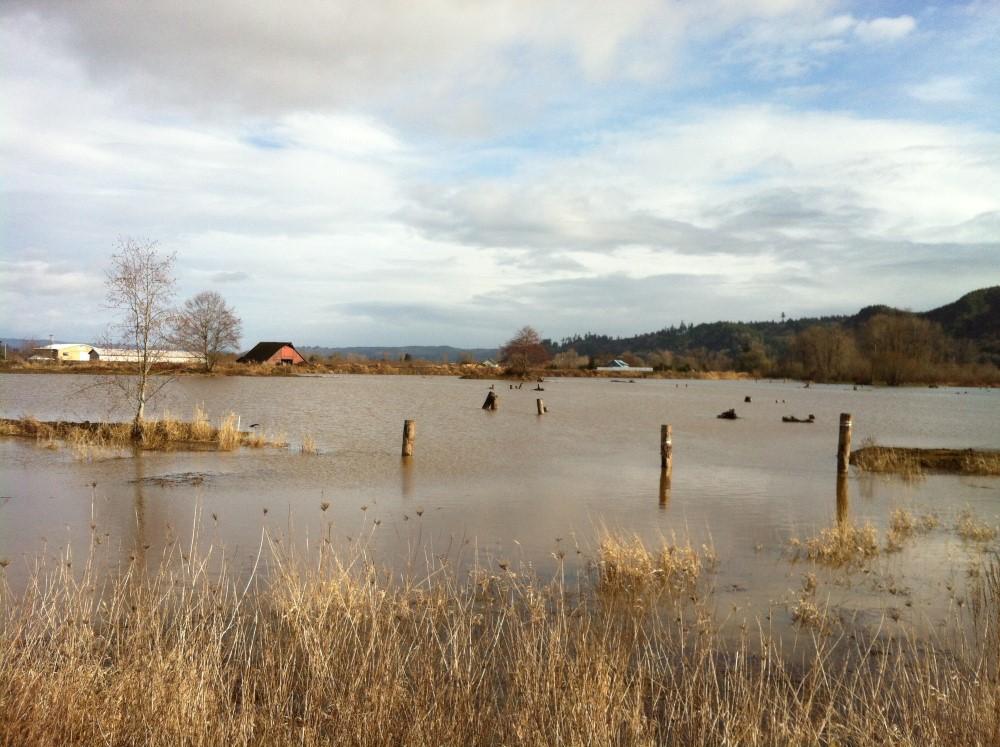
[171,291,242,372]
[499,325,551,376]
[104,237,177,439]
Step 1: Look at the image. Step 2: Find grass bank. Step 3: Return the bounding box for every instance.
[851,443,1000,476]
[0,406,287,454]
[0,529,997,745]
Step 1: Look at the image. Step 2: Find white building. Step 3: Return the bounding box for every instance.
[29,343,95,362]
[90,348,205,365]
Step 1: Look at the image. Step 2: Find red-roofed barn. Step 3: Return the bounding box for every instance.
[237,342,306,365]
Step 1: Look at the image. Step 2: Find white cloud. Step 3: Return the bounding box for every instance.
[907,75,974,103]
[853,15,916,43]
[0,260,96,296]
[0,0,845,120]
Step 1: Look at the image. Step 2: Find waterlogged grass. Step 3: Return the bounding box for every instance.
[957,509,999,543]
[0,528,998,746]
[851,440,1000,477]
[885,509,940,553]
[596,532,714,596]
[789,521,880,567]
[0,409,286,456]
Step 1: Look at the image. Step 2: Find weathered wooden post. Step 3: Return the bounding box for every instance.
[837,413,852,474]
[401,419,415,457]
[836,473,849,526]
[536,398,545,415]
[660,424,673,476]
[482,391,499,410]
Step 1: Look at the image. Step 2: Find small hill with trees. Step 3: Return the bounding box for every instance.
[546,286,1000,385]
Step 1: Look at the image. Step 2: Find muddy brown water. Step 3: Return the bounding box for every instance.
[1,373,998,639]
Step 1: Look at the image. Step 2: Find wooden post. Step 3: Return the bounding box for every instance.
[836,473,849,526]
[837,413,852,474]
[660,424,673,475]
[536,398,544,415]
[401,419,415,457]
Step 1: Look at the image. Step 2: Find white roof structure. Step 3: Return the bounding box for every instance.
[91,348,204,364]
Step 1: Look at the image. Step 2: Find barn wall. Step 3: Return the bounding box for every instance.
[265,345,305,365]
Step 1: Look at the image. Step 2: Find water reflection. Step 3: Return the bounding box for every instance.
[400,460,415,499]
[132,450,147,568]
[658,470,671,509]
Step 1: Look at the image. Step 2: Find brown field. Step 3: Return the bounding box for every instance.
[0,529,997,746]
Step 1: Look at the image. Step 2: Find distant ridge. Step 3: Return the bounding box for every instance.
[297,345,499,362]
[549,286,1000,364]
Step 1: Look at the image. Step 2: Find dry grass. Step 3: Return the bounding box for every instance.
[300,433,317,455]
[0,411,286,455]
[956,509,999,543]
[851,441,1000,477]
[790,521,880,567]
[960,451,1000,475]
[597,532,712,596]
[0,531,997,746]
[851,440,924,478]
[885,509,939,553]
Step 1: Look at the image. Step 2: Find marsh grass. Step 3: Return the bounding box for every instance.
[885,509,939,553]
[957,509,999,543]
[790,521,880,567]
[851,440,924,479]
[852,440,1000,477]
[300,433,317,455]
[597,532,711,596]
[1,528,998,746]
[0,410,286,455]
[960,451,1000,475]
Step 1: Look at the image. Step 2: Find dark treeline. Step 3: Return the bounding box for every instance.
[546,286,1000,385]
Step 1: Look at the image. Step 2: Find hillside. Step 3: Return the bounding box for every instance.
[550,286,1000,366]
[924,287,1000,356]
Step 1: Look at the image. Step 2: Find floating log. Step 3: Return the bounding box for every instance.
[837,413,852,475]
[717,409,738,420]
[782,414,815,423]
[482,391,499,410]
[401,419,415,457]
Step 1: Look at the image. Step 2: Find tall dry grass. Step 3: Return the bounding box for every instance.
[1,528,997,746]
[0,410,285,455]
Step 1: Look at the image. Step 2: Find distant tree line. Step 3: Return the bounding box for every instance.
[536,288,1000,385]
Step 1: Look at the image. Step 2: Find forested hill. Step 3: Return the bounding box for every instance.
[549,286,1000,363]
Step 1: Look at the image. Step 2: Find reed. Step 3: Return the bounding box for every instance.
[300,433,317,454]
[0,410,285,454]
[789,521,880,567]
[0,531,997,746]
[851,439,924,478]
[956,509,999,543]
[597,532,710,595]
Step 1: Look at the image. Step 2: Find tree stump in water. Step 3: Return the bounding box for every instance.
[482,391,499,410]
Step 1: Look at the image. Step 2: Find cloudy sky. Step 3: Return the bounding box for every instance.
[2,1,998,348]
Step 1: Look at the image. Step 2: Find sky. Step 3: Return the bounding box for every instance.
[1,0,998,348]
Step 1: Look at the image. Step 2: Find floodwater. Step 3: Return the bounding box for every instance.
[2,372,998,638]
